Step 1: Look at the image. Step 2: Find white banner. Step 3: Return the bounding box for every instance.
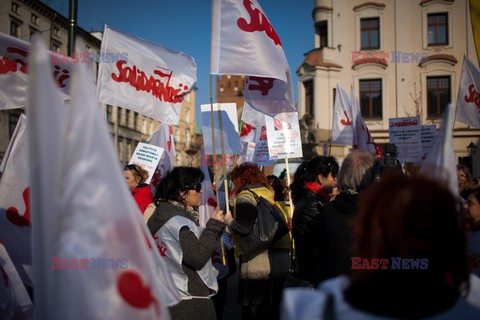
[0,32,73,109]
[129,142,164,185]
[211,0,295,116]
[97,25,196,124]
[265,113,302,160]
[331,84,353,145]
[455,55,480,128]
[201,103,241,155]
[389,117,422,163]
[27,35,178,319]
[146,123,175,187]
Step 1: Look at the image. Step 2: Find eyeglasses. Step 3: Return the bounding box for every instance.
[185,183,202,192]
[125,164,141,177]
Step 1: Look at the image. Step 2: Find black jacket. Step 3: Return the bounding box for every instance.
[321,193,359,279]
[292,189,329,285]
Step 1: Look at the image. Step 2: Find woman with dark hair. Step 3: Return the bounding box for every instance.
[283,175,480,319]
[465,190,480,277]
[147,167,229,320]
[124,163,153,213]
[227,163,290,320]
[290,156,339,286]
[267,175,286,201]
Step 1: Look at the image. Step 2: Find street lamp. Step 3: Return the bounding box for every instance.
[467,142,477,157]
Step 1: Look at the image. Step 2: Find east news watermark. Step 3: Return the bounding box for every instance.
[351,257,429,270]
[51,51,128,64]
[351,51,429,64]
[51,257,128,270]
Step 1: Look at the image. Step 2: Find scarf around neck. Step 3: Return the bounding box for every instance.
[304,182,331,201]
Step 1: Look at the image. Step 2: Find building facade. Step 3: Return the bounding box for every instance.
[298,0,479,176]
[0,0,199,168]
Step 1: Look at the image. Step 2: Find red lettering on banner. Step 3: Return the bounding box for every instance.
[0,47,28,75]
[237,0,282,46]
[247,76,274,95]
[340,111,351,126]
[464,84,480,111]
[157,241,167,257]
[390,119,419,127]
[53,65,70,88]
[117,271,160,316]
[6,187,31,227]
[111,61,188,104]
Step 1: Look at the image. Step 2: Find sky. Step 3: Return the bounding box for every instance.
[42,0,315,124]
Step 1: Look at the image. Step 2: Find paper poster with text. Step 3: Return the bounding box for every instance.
[129,142,164,184]
[201,103,241,155]
[420,125,437,161]
[265,113,303,160]
[251,126,275,166]
[389,117,422,162]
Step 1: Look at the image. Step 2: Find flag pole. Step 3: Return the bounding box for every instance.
[210,74,226,265]
[285,157,294,217]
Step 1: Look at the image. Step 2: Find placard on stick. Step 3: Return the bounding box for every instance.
[129,142,164,185]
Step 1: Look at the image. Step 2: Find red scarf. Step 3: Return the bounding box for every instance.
[304,182,331,201]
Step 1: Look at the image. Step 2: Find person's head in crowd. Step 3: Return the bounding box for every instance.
[336,150,375,194]
[230,163,271,194]
[465,190,480,227]
[155,166,204,208]
[457,164,474,192]
[290,156,339,204]
[349,174,469,317]
[123,164,149,190]
[473,177,480,188]
[267,175,286,201]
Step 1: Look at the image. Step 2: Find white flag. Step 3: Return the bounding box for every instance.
[27,36,179,319]
[0,242,33,320]
[420,104,458,196]
[351,86,381,157]
[97,25,197,124]
[0,114,32,287]
[211,0,295,116]
[146,123,175,188]
[241,101,266,128]
[0,32,73,109]
[455,55,480,128]
[199,156,217,227]
[331,84,353,145]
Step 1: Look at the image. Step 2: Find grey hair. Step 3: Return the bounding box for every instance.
[337,150,375,193]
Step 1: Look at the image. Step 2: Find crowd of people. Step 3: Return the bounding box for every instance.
[122,153,480,320]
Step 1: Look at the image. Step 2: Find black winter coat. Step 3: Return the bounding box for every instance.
[292,189,329,286]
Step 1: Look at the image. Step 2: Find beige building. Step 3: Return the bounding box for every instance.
[0,0,198,168]
[298,0,479,176]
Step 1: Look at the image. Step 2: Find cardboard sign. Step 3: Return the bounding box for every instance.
[265,113,303,160]
[129,142,164,184]
[389,117,422,162]
[201,103,241,154]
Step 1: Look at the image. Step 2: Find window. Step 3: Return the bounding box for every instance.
[134,112,138,130]
[427,13,448,46]
[185,109,190,123]
[106,105,112,123]
[53,26,60,37]
[30,29,35,41]
[333,88,337,107]
[8,112,21,138]
[31,14,38,25]
[51,42,60,52]
[427,76,450,118]
[10,21,20,38]
[304,80,314,116]
[359,79,382,119]
[316,21,328,49]
[11,2,19,13]
[360,18,380,50]
[186,128,191,147]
